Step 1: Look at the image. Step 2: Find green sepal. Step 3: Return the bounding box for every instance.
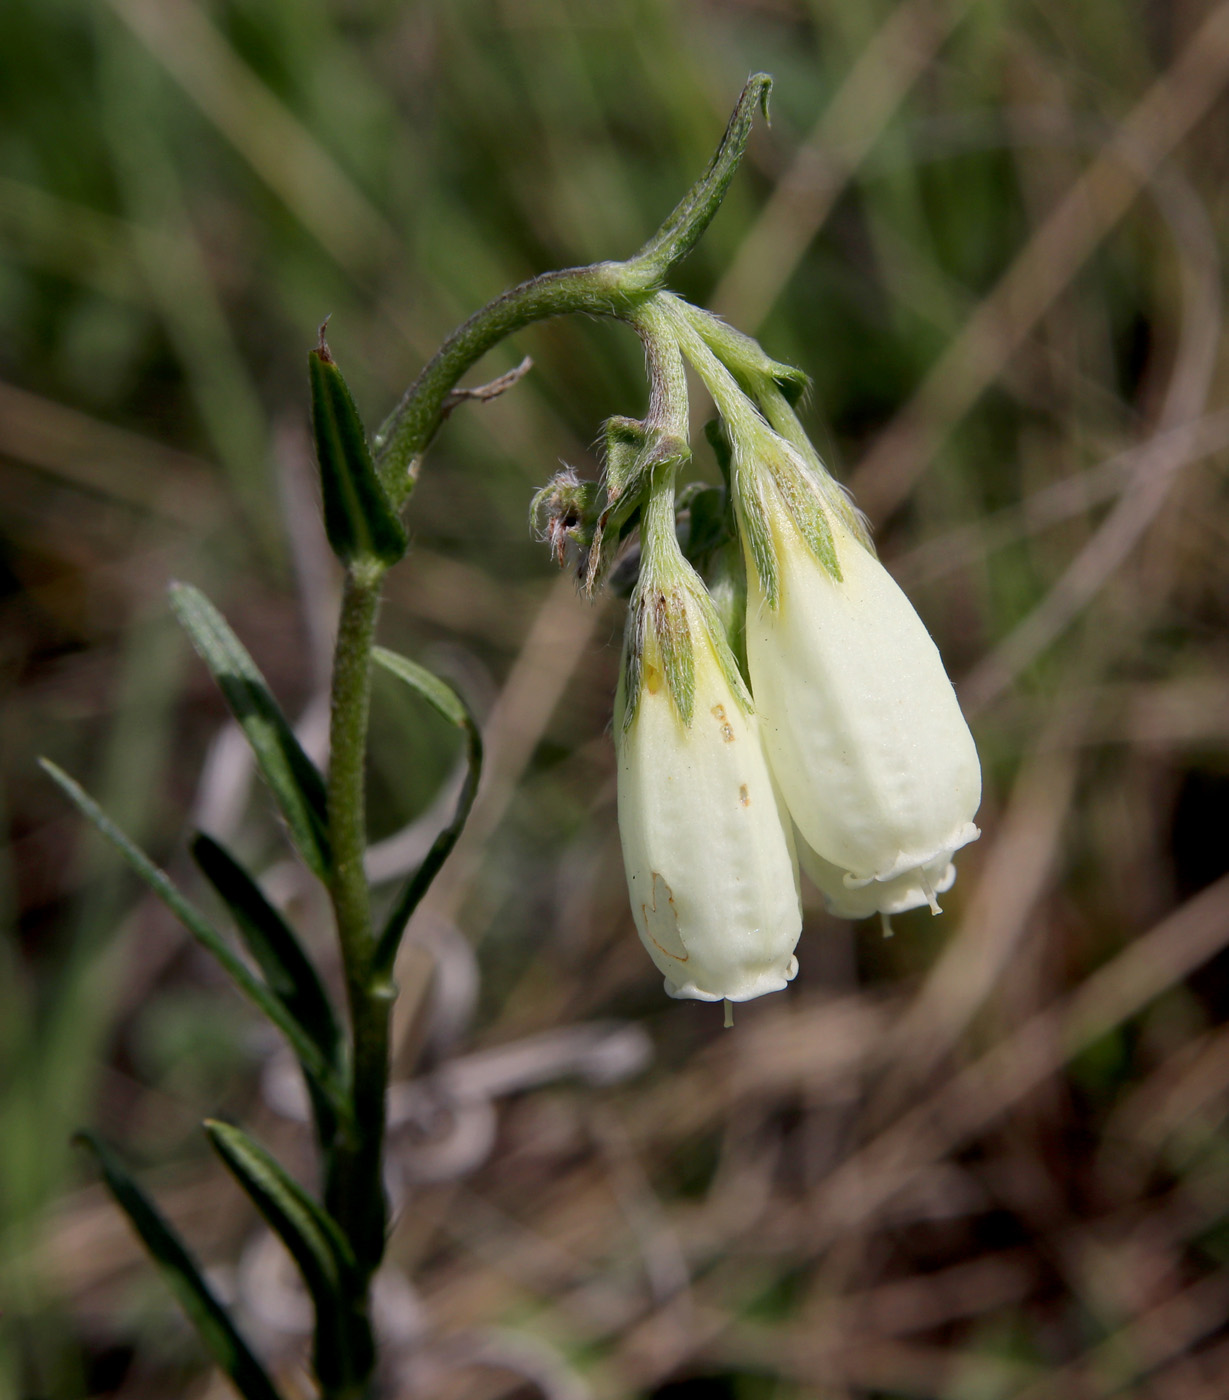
[619,597,646,732]
[686,305,811,407]
[369,648,482,975]
[688,573,753,714]
[204,1121,373,1391]
[733,470,781,608]
[651,587,695,727]
[75,1133,285,1400]
[309,342,408,569]
[603,416,652,500]
[621,569,750,732]
[168,583,331,881]
[773,448,841,581]
[190,834,342,1152]
[584,419,688,596]
[704,540,750,689]
[41,760,349,1120]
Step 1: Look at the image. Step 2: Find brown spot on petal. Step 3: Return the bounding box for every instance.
[739,784,750,806]
[642,871,688,962]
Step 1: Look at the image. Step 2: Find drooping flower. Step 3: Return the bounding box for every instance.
[733,428,981,914]
[661,297,981,921]
[614,473,801,1003]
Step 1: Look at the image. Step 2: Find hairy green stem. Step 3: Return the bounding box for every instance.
[324,566,389,1287]
[372,72,771,504]
[373,262,648,504]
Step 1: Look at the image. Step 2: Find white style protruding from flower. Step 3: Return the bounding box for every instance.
[615,472,802,1003]
[666,299,981,920]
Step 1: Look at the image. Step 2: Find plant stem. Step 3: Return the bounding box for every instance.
[370,72,772,504]
[372,261,647,505]
[324,565,389,1283]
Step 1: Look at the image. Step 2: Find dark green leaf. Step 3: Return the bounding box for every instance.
[168,583,331,880]
[310,343,407,569]
[204,1121,373,1389]
[191,834,339,1068]
[370,649,482,973]
[76,1133,285,1400]
[41,760,347,1118]
[682,484,729,560]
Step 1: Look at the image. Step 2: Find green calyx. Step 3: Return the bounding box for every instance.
[685,306,810,409]
[620,464,751,732]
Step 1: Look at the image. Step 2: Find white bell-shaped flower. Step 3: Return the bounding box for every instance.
[734,433,981,907]
[615,482,801,1003]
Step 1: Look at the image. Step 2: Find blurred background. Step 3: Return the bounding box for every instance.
[4,0,1229,1397]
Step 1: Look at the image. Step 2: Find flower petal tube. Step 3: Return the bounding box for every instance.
[615,481,801,1003]
[738,437,981,904]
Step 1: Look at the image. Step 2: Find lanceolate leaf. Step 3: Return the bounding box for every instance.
[41,760,347,1118]
[191,834,340,1069]
[168,583,331,880]
[310,344,408,569]
[76,1133,285,1400]
[205,1121,373,1389]
[369,648,482,974]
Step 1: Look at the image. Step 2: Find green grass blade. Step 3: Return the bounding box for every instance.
[40,760,347,1117]
[309,343,408,569]
[370,648,482,974]
[76,1133,285,1400]
[168,583,331,880]
[204,1121,374,1388]
[191,834,340,1068]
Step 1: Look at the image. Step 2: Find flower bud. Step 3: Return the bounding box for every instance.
[734,433,981,911]
[615,508,801,1002]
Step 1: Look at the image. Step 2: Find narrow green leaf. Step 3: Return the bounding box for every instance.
[41,760,347,1117]
[310,343,407,568]
[76,1133,285,1400]
[168,583,331,880]
[191,834,340,1067]
[370,649,482,973]
[204,1121,373,1388]
[682,484,729,561]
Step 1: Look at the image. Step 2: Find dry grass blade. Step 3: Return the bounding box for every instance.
[808,873,1229,1244]
[0,379,218,523]
[848,0,1229,524]
[712,0,982,329]
[872,743,1079,1112]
